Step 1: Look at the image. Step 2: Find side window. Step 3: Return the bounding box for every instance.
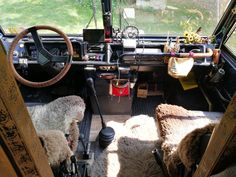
[225,24,236,56]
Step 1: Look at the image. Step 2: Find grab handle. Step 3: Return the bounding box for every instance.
[120,48,213,59]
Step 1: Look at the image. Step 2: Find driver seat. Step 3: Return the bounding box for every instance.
[0,39,85,173]
[27,95,86,166]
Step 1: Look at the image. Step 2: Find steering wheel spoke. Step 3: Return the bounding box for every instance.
[28,27,52,65]
[8,25,73,88]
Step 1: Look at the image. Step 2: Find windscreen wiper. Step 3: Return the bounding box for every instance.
[84,0,97,29]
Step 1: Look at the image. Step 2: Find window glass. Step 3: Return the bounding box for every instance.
[113,0,231,35]
[0,0,104,34]
[0,0,231,35]
[225,25,236,56]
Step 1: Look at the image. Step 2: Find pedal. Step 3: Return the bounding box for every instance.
[78,142,94,164]
[83,142,91,159]
[78,152,94,177]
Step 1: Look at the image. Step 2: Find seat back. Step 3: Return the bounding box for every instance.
[155,104,223,177]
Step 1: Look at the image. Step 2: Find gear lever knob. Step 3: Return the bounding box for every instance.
[86,77,115,148]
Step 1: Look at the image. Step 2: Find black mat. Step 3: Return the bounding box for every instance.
[79,108,92,143]
[132,96,164,117]
[76,108,93,156]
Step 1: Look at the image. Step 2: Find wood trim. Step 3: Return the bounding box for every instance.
[0,144,18,177]
[193,93,236,177]
[0,40,54,177]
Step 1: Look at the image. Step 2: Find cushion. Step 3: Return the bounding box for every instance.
[38,130,73,167]
[177,124,216,170]
[28,95,86,152]
[178,125,236,175]
[156,104,223,176]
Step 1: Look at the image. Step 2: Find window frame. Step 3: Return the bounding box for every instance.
[224,23,236,57]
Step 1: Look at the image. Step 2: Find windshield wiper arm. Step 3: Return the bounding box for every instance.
[85,0,97,29]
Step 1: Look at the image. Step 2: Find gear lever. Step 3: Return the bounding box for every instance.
[86,77,115,148]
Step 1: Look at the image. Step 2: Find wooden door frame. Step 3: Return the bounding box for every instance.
[193,93,236,177]
[0,40,54,177]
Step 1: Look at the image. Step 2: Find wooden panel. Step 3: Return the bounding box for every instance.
[0,145,18,177]
[0,40,54,177]
[193,93,236,177]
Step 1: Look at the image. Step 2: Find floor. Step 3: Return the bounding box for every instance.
[89,115,131,142]
[132,96,164,117]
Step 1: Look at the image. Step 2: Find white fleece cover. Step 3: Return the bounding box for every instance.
[91,115,164,177]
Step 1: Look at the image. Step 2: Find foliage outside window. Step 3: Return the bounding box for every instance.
[0,0,230,35]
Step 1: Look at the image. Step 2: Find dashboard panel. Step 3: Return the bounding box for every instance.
[1,34,215,67]
[24,41,83,61]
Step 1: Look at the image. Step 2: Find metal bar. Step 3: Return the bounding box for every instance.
[120,48,213,59]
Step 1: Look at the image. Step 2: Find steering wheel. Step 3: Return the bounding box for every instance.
[8,25,73,88]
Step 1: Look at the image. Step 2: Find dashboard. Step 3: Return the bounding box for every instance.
[1,28,215,68]
[0,26,218,89]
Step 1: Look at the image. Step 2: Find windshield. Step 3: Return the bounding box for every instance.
[0,0,230,35]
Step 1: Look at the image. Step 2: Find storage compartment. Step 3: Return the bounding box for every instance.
[137,83,148,98]
[137,82,164,98]
[90,77,132,115]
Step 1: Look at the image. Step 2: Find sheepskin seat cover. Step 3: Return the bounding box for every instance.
[38,130,73,166]
[156,104,223,176]
[27,95,85,134]
[177,123,216,172]
[171,123,236,176]
[28,95,85,151]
